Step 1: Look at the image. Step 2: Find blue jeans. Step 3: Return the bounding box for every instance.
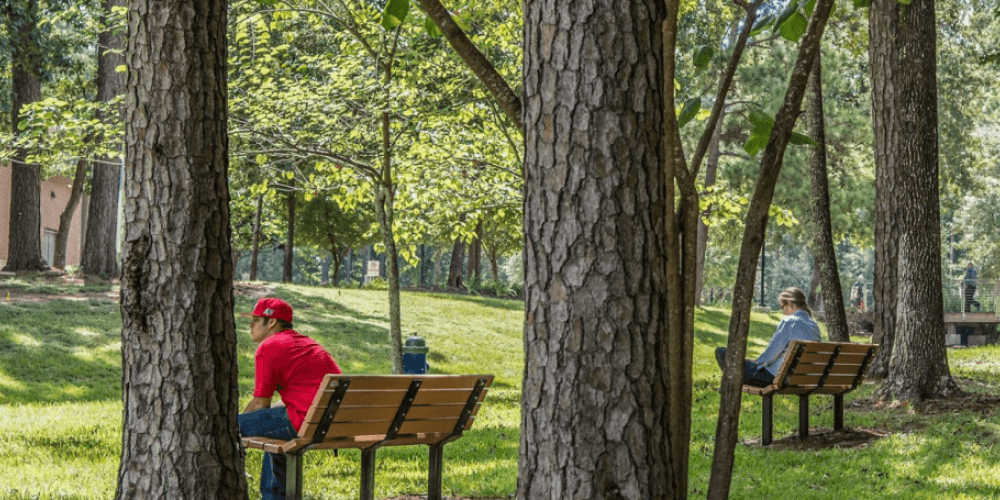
[715,347,774,387]
[238,407,298,500]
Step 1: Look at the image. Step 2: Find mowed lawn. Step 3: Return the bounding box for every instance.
[0,282,999,499]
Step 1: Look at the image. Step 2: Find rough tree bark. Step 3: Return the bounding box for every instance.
[82,0,127,278]
[53,158,89,269]
[115,0,247,497]
[806,56,850,342]
[874,0,959,401]
[249,193,263,280]
[708,1,836,498]
[519,0,690,497]
[867,0,901,379]
[282,181,295,283]
[3,0,47,272]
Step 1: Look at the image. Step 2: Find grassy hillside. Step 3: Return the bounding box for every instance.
[1,283,999,499]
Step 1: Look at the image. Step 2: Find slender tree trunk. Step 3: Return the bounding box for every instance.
[875,0,959,401]
[447,229,465,289]
[331,250,343,287]
[431,246,444,285]
[249,194,263,280]
[708,2,836,497]
[519,0,687,497]
[3,0,47,272]
[468,220,483,283]
[376,52,404,374]
[54,160,89,269]
[115,0,247,497]
[282,183,295,283]
[808,253,822,306]
[695,110,724,306]
[82,0,126,278]
[868,0,901,379]
[807,56,850,342]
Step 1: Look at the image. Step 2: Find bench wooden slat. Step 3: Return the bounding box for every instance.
[786,363,866,375]
[316,374,493,391]
[332,387,488,407]
[302,403,481,424]
[796,352,869,365]
[796,342,873,355]
[785,374,860,386]
[300,417,476,441]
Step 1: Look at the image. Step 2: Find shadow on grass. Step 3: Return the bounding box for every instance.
[0,300,123,404]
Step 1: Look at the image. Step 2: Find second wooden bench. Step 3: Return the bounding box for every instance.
[742,340,878,445]
[242,374,494,500]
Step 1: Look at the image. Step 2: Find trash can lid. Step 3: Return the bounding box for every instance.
[404,336,426,347]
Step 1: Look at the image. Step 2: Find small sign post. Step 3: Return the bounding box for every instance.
[365,260,381,282]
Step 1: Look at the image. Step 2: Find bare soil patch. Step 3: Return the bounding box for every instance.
[744,427,891,451]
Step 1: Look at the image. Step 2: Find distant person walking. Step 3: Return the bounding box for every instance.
[850,275,866,311]
[963,262,981,313]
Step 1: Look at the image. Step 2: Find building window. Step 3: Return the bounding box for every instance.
[43,229,57,266]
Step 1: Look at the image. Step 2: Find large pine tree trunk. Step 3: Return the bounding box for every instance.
[82,0,126,278]
[115,0,248,497]
[875,0,958,401]
[519,1,686,497]
[868,0,902,379]
[806,56,850,342]
[3,0,47,272]
[54,158,89,269]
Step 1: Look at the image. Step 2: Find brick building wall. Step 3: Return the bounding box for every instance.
[0,163,85,269]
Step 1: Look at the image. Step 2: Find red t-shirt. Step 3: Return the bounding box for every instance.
[254,329,341,431]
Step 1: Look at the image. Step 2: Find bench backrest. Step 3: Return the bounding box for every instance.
[273,374,492,454]
[746,341,878,396]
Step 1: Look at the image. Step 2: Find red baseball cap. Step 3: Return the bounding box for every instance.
[240,297,293,323]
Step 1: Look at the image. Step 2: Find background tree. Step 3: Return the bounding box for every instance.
[3,0,47,272]
[297,189,373,286]
[871,0,959,401]
[114,0,247,497]
[82,0,125,278]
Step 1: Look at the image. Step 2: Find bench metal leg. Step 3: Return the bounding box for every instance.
[360,447,377,500]
[799,395,809,440]
[834,394,844,430]
[762,395,773,446]
[286,453,304,500]
[428,443,444,500]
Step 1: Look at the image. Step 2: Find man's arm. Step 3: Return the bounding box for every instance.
[242,396,272,414]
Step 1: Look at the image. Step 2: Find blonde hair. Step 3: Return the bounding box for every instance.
[778,287,812,317]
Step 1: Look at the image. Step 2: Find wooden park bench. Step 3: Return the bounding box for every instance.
[742,340,878,445]
[242,374,494,500]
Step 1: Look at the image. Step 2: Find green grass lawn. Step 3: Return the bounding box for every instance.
[1,283,999,499]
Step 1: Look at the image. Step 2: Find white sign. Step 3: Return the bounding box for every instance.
[366,260,381,277]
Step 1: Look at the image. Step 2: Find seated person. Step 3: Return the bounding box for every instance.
[715,287,821,387]
[238,298,341,500]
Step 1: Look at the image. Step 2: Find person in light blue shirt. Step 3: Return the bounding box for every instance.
[715,287,822,387]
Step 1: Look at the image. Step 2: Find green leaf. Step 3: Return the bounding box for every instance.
[853,0,871,6]
[744,134,769,157]
[424,17,442,37]
[789,131,818,146]
[381,0,410,30]
[747,109,775,130]
[779,13,808,42]
[693,45,714,69]
[774,0,801,33]
[750,13,774,36]
[678,98,701,128]
[255,155,268,165]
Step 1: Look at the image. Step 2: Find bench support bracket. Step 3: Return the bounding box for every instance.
[286,452,304,500]
[762,394,773,446]
[834,393,844,430]
[428,443,444,500]
[360,447,377,500]
[798,395,809,440]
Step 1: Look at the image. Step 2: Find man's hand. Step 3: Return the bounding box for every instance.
[242,396,272,414]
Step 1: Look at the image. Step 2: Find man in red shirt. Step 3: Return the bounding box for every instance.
[238,298,341,500]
